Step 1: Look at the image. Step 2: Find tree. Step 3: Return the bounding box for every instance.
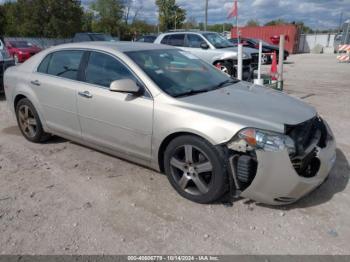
[264,19,288,26]
[246,19,259,27]
[82,10,94,32]
[0,5,6,35]
[123,0,143,25]
[207,23,233,33]
[44,0,84,38]
[183,16,198,29]
[155,0,186,31]
[2,0,83,38]
[91,0,124,35]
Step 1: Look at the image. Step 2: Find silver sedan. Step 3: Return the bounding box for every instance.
[4,42,336,205]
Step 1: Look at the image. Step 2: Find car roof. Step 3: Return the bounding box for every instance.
[162,31,217,35]
[48,41,175,53]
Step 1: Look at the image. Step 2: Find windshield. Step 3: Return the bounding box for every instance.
[10,41,33,48]
[126,49,237,97]
[90,34,114,41]
[203,33,235,49]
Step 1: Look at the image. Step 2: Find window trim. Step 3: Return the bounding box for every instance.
[35,48,152,99]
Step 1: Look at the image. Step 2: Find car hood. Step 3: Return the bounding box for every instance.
[224,46,258,55]
[178,82,316,132]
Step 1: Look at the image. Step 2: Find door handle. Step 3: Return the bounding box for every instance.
[30,80,41,86]
[78,91,93,99]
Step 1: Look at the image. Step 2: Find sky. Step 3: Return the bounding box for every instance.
[2,0,350,29]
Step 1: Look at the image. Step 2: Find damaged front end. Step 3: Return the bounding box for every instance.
[225,116,336,205]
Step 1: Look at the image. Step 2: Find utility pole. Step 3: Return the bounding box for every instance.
[205,0,208,31]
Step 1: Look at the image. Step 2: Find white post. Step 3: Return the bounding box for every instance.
[237,43,243,80]
[278,35,285,90]
[254,40,264,85]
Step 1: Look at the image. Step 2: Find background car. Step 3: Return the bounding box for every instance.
[155,31,259,81]
[229,37,290,64]
[136,35,157,43]
[72,32,117,43]
[0,37,15,92]
[6,40,42,64]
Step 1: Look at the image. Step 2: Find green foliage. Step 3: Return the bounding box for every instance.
[155,0,186,31]
[90,0,124,35]
[264,19,288,26]
[1,0,83,38]
[0,5,4,35]
[246,19,260,27]
[207,23,232,32]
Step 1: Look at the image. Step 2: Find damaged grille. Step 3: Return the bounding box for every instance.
[286,117,328,178]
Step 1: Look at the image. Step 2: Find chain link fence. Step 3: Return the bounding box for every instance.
[4,37,72,49]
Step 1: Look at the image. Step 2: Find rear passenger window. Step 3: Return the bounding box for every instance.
[37,54,52,73]
[46,50,84,80]
[84,52,136,88]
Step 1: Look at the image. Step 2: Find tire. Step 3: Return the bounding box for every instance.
[164,135,228,204]
[15,98,50,143]
[214,61,234,76]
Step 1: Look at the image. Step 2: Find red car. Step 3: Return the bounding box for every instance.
[5,40,42,64]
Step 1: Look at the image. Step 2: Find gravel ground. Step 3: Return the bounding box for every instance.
[0,54,349,255]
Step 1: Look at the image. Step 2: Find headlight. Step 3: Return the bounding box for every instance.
[228,128,296,155]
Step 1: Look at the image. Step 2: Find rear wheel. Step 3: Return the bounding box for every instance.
[16,98,50,143]
[164,135,228,204]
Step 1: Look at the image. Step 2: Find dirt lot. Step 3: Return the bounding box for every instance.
[0,54,349,255]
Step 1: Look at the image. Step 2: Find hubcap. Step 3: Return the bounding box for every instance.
[18,105,38,138]
[170,145,213,196]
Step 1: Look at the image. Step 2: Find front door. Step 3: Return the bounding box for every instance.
[76,51,153,160]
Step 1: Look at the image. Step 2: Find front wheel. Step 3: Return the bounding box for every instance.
[164,135,228,204]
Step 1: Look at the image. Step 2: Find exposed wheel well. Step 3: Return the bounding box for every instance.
[158,132,205,173]
[14,94,27,110]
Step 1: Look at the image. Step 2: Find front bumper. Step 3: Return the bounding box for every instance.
[240,138,336,205]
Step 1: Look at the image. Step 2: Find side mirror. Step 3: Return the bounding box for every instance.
[200,42,209,50]
[110,79,142,95]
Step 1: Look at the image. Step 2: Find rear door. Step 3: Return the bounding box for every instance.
[32,50,84,138]
[76,51,154,160]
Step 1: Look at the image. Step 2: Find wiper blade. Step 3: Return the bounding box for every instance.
[174,89,210,98]
[215,79,240,89]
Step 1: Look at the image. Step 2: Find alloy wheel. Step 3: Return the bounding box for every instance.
[170,145,213,196]
[18,104,38,138]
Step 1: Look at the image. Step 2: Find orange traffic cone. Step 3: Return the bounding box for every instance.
[270,51,278,82]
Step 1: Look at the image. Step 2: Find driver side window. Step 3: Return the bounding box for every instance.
[84,52,136,88]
